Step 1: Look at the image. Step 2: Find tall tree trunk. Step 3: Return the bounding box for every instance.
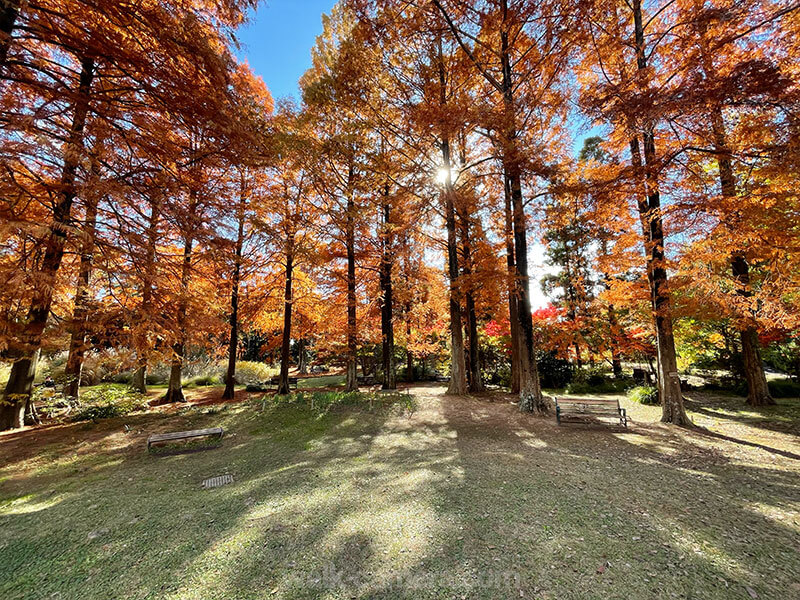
[402,230,415,383]
[731,256,773,405]
[599,240,623,378]
[0,0,19,71]
[573,341,583,369]
[277,235,294,395]
[499,7,544,412]
[459,207,483,392]
[608,306,623,378]
[223,191,246,400]
[431,0,541,405]
[442,162,467,396]
[380,194,396,390]
[503,170,521,393]
[630,0,689,425]
[132,198,160,394]
[405,292,415,382]
[1,56,94,430]
[162,231,193,404]
[699,56,774,406]
[63,180,99,399]
[298,339,308,374]
[345,163,358,392]
[630,134,687,424]
[436,37,467,396]
[131,362,146,394]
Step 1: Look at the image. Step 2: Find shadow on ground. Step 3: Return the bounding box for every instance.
[0,387,798,599]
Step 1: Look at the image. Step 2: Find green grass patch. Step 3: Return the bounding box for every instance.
[69,384,148,422]
[1,390,798,600]
[296,374,346,389]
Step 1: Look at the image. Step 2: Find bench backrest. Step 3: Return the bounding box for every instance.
[555,397,620,409]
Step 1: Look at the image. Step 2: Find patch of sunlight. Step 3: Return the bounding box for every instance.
[327,501,438,556]
[0,494,63,515]
[263,461,312,477]
[162,525,266,600]
[748,501,800,530]
[305,434,361,452]
[32,454,125,479]
[648,514,749,581]
[624,436,677,455]
[514,428,548,449]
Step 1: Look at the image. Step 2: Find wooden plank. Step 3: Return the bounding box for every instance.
[556,398,619,404]
[556,406,618,410]
[148,427,223,446]
[560,406,618,411]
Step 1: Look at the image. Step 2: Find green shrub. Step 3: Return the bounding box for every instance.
[487,363,511,387]
[768,378,800,398]
[566,379,628,394]
[186,374,221,387]
[145,372,167,385]
[566,368,630,394]
[72,384,147,422]
[629,385,659,405]
[702,376,742,393]
[536,351,574,389]
[110,371,133,384]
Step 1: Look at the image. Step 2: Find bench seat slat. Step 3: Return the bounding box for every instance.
[148,427,224,447]
[558,407,619,410]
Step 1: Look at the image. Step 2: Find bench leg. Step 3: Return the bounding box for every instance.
[620,408,627,428]
[556,406,561,425]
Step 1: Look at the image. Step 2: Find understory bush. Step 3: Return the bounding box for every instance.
[767,378,800,398]
[487,363,511,387]
[536,351,574,389]
[566,367,630,394]
[629,385,659,405]
[234,361,276,385]
[72,384,148,422]
[186,374,221,387]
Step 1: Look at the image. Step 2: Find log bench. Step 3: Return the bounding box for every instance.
[555,397,627,428]
[147,427,224,450]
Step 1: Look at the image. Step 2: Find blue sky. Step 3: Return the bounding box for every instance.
[237,0,339,102]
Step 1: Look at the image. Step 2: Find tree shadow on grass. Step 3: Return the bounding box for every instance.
[684,392,800,438]
[2,390,798,600]
[434,393,800,600]
[0,399,410,600]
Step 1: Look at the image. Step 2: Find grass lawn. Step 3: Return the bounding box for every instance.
[297,374,346,389]
[1,386,799,599]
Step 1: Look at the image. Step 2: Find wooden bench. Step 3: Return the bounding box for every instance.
[147,427,224,450]
[357,375,377,386]
[555,397,627,428]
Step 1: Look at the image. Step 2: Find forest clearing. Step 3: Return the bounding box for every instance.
[2,384,799,600]
[1,0,799,598]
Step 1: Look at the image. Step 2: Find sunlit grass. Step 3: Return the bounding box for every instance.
[0,390,798,599]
